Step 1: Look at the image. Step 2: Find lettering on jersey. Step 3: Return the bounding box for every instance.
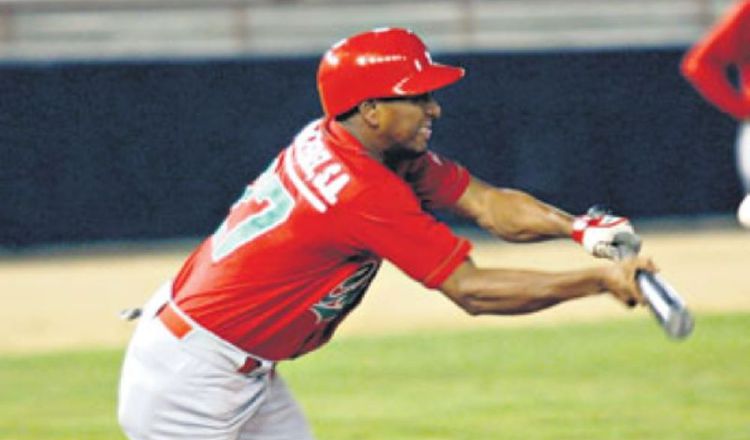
[312,163,349,204]
[312,260,380,323]
[284,121,351,212]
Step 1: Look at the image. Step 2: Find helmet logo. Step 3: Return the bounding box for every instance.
[392,77,409,95]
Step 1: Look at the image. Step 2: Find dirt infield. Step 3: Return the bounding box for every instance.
[1,227,748,353]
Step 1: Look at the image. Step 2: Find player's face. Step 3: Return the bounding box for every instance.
[375,93,441,159]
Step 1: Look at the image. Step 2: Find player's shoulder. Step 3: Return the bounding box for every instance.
[331,154,419,211]
[281,118,417,212]
[317,118,423,202]
[334,155,424,210]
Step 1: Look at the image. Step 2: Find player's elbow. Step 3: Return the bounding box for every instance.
[680,56,699,80]
[459,297,485,316]
[439,263,488,316]
[680,49,722,82]
[449,290,485,316]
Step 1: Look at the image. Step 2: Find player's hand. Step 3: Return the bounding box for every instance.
[601,256,658,308]
[572,213,634,258]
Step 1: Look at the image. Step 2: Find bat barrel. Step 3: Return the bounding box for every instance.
[636,272,694,339]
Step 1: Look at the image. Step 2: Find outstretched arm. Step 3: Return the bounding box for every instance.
[439,256,655,316]
[452,176,573,242]
[453,176,635,258]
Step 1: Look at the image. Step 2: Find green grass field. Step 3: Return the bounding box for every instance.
[1,313,748,440]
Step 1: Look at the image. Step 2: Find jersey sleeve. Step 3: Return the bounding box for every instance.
[399,151,471,210]
[338,182,472,289]
[681,1,750,120]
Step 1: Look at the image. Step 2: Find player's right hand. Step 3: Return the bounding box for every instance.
[601,256,658,308]
[572,213,635,258]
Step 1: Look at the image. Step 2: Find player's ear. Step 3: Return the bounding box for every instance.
[357,100,380,127]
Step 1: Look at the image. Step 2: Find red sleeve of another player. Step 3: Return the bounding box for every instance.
[681,1,750,120]
[399,152,470,210]
[341,184,472,289]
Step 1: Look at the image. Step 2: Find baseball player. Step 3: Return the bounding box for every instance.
[681,0,750,227]
[117,28,656,440]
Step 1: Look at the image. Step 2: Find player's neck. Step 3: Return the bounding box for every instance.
[338,119,388,163]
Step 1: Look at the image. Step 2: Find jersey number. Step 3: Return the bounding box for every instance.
[211,168,294,262]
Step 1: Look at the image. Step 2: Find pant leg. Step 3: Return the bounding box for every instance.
[737,122,750,193]
[117,287,271,440]
[238,374,315,440]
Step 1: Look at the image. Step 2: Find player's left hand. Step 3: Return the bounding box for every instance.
[572,213,635,258]
[603,256,658,307]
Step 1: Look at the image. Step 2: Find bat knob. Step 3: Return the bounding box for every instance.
[586,204,612,218]
[612,231,642,258]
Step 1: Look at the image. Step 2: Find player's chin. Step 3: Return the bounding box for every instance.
[384,144,427,161]
[411,142,428,154]
[409,137,430,153]
[407,142,429,157]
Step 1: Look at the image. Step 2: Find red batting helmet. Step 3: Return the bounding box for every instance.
[317,28,465,117]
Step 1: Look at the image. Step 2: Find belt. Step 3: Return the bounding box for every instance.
[157,302,261,375]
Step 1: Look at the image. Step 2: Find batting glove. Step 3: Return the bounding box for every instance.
[572,213,635,259]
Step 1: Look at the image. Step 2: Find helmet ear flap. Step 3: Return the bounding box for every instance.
[317,28,464,118]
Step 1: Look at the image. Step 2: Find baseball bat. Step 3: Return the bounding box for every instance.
[586,206,694,340]
[607,232,694,340]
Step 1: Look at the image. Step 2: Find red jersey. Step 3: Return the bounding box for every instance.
[681,0,750,120]
[171,118,472,360]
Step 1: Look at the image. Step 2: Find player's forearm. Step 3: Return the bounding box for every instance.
[455,178,573,242]
[484,188,574,241]
[441,263,607,315]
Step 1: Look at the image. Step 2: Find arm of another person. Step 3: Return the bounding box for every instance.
[681,1,750,120]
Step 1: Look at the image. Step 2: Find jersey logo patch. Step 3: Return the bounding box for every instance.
[312,260,380,323]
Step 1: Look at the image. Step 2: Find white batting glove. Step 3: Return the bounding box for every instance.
[572,213,635,258]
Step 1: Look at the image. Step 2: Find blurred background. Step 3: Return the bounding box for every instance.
[0,0,743,250]
[0,0,738,59]
[0,0,747,352]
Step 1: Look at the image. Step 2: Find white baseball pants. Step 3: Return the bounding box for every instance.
[117,282,315,440]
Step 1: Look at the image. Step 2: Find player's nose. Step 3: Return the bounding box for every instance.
[424,96,441,119]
